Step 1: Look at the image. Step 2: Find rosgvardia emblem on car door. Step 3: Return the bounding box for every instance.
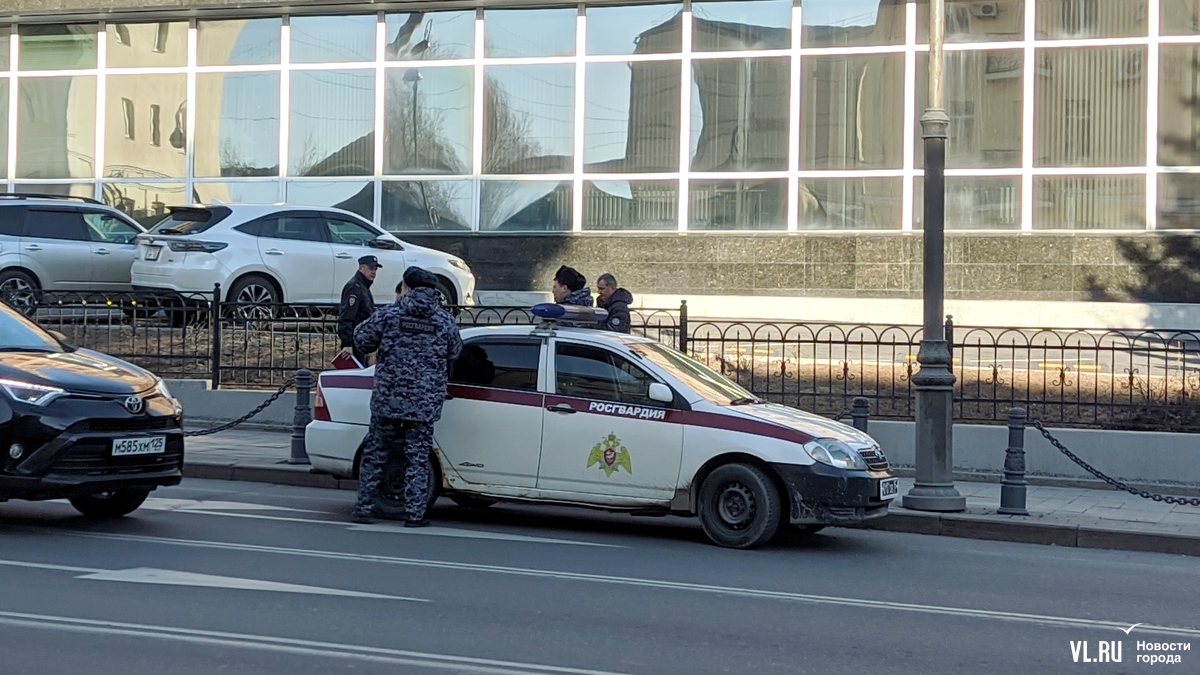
[587,433,632,477]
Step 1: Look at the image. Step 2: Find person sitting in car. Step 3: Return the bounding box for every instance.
[552,265,593,307]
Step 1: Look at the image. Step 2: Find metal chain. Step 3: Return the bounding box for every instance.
[1030,420,1200,507]
[183,378,296,437]
[832,406,852,422]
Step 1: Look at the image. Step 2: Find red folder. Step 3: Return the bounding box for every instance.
[330,352,365,370]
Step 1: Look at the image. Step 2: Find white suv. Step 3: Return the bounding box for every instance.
[130,204,475,307]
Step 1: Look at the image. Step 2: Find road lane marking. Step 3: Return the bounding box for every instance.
[0,611,636,675]
[140,498,328,514]
[67,532,1200,640]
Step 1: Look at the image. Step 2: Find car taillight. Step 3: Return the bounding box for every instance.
[313,382,330,421]
[168,241,228,253]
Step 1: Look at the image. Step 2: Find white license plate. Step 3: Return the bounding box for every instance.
[879,478,899,500]
[112,436,166,457]
[145,246,161,261]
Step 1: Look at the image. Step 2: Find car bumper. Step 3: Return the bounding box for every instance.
[304,420,364,479]
[131,264,227,295]
[770,462,894,526]
[0,430,184,501]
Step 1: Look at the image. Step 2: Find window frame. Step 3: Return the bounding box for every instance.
[450,336,547,393]
[549,338,676,409]
[82,209,142,244]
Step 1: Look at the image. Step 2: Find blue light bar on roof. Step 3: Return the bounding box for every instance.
[532,303,609,324]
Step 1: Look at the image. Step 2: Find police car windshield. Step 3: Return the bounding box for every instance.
[630,343,756,406]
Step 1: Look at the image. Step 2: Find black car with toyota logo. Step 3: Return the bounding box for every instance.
[0,301,183,517]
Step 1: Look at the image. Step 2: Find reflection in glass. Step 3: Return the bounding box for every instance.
[914,177,1021,230]
[587,3,682,56]
[691,0,791,52]
[382,181,473,231]
[195,73,280,178]
[104,74,187,179]
[107,22,187,68]
[101,182,187,228]
[198,18,281,66]
[385,67,472,175]
[193,181,281,205]
[289,70,374,177]
[802,54,903,169]
[1158,46,1200,166]
[19,24,98,71]
[484,8,575,58]
[586,62,680,173]
[584,180,678,231]
[17,76,96,179]
[1036,0,1147,40]
[0,25,11,70]
[916,51,1022,168]
[1033,176,1145,230]
[483,65,575,174]
[0,80,7,179]
[286,180,374,220]
[1035,47,1147,167]
[802,0,905,48]
[918,0,1024,43]
[480,180,571,231]
[12,183,94,198]
[1158,174,1200,229]
[799,178,901,230]
[290,14,376,64]
[690,179,786,230]
[691,58,788,171]
[386,11,475,60]
[1162,0,1200,37]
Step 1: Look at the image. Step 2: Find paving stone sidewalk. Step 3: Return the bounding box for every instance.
[183,427,1200,557]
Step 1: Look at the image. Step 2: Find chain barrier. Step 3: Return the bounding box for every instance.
[832,406,852,422]
[183,378,295,438]
[1030,419,1200,507]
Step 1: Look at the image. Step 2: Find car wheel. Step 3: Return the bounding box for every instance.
[449,494,496,509]
[0,270,40,318]
[374,452,442,521]
[226,275,280,322]
[433,277,462,316]
[697,463,782,550]
[68,489,151,518]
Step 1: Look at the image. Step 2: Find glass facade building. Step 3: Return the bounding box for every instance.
[1,0,1199,233]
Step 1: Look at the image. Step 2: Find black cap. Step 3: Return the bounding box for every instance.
[554,265,586,292]
[403,266,438,290]
[358,255,382,268]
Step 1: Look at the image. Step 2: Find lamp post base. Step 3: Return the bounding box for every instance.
[903,338,966,512]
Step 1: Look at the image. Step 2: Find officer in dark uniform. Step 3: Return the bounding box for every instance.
[337,255,380,366]
[352,266,463,526]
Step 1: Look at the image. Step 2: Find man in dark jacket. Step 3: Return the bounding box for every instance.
[351,266,463,526]
[337,255,380,366]
[552,265,593,307]
[596,273,633,333]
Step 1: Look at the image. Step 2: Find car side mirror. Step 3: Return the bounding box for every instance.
[369,235,401,251]
[648,382,673,404]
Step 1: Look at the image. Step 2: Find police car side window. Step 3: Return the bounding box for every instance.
[451,340,540,392]
[554,343,660,407]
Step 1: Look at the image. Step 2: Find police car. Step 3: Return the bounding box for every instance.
[306,305,897,549]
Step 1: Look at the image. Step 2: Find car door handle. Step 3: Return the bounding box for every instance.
[94,248,110,255]
[24,245,41,251]
[264,249,284,256]
[335,253,353,259]
[546,403,576,414]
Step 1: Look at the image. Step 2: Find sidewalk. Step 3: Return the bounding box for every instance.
[183,427,1200,557]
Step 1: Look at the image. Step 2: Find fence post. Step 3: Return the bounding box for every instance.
[998,407,1029,516]
[289,369,312,465]
[678,300,689,353]
[944,314,954,362]
[210,283,222,390]
[851,396,870,432]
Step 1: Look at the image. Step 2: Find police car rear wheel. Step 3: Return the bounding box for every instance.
[697,463,782,549]
[374,455,442,521]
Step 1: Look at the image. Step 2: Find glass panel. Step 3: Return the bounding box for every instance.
[584,180,678,231]
[691,0,791,52]
[19,24,98,71]
[799,177,902,230]
[914,177,1021,230]
[689,178,787,230]
[289,70,374,177]
[483,65,575,174]
[11,183,93,198]
[586,3,682,56]
[198,18,281,66]
[1033,176,1145,230]
[915,51,1023,169]
[802,0,905,48]
[484,8,576,58]
[1157,173,1200,229]
[1162,0,1200,36]
[0,79,7,179]
[106,22,187,68]
[480,180,571,231]
[1036,0,1148,39]
[285,180,374,220]
[104,73,187,179]
[0,25,10,70]
[194,72,280,178]
[1034,47,1148,167]
[917,0,1024,43]
[193,181,280,205]
[585,61,680,173]
[802,54,904,169]
[386,11,475,60]
[17,75,97,179]
[290,14,376,63]
[1159,46,1200,166]
[691,57,788,171]
[101,182,187,228]
[384,66,473,175]
[382,180,473,231]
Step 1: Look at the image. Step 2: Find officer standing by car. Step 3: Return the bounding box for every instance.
[351,266,462,527]
[596,272,633,333]
[337,255,380,366]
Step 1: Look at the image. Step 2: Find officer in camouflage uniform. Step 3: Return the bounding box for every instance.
[352,266,463,526]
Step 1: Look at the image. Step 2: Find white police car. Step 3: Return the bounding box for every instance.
[306,305,897,549]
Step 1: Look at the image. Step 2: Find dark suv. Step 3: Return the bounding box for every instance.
[0,300,183,517]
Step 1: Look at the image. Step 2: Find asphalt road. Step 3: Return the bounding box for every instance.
[2,479,1197,674]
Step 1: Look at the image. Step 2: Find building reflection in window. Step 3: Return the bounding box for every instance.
[195,72,280,178]
[481,180,571,231]
[584,180,678,231]
[382,180,473,231]
[690,178,787,230]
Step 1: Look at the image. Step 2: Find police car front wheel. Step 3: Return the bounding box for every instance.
[697,463,782,549]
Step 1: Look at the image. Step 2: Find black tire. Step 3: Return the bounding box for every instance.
[0,269,40,317]
[434,277,461,316]
[794,525,826,535]
[449,494,496,509]
[68,489,151,518]
[373,451,442,521]
[697,463,783,549]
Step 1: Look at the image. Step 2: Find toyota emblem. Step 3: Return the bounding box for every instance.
[123,396,144,414]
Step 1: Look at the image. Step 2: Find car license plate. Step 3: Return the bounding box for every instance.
[879,478,899,500]
[112,436,166,457]
[145,246,161,261]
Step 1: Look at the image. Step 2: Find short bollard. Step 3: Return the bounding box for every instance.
[289,369,312,465]
[998,407,1028,516]
[851,396,870,433]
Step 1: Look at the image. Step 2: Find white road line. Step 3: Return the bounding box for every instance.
[68,532,1200,640]
[140,498,328,514]
[0,611,636,675]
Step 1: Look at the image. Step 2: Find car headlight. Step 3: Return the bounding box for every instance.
[447,258,468,271]
[154,378,173,401]
[0,379,67,407]
[803,438,869,471]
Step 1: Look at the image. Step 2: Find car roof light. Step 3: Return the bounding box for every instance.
[531,303,609,326]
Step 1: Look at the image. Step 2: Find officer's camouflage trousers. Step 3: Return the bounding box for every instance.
[354,415,433,521]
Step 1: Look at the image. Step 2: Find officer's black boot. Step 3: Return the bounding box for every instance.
[403,518,429,528]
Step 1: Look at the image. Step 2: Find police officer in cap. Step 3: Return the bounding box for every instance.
[351,265,463,526]
[337,255,380,366]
